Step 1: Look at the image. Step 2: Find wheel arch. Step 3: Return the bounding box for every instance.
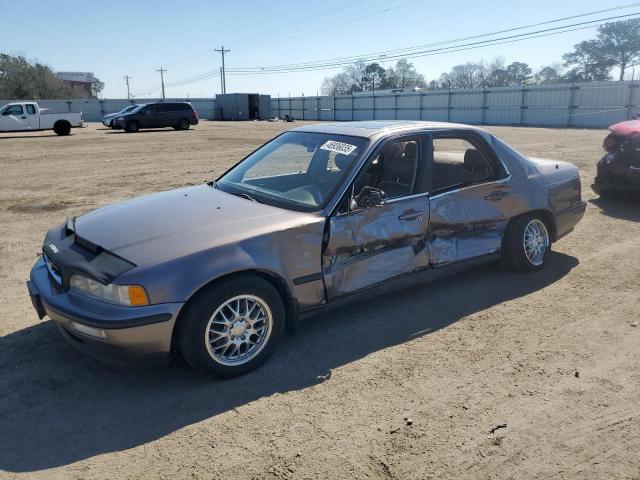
[171,268,298,353]
[504,208,557,243]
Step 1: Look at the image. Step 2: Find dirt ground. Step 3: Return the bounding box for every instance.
[1,121,639,480]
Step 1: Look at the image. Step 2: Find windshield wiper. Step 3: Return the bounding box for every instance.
[233,192,262,203]
[206,180,218,188]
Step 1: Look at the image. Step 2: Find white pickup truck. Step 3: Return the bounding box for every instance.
[0,102,83,135]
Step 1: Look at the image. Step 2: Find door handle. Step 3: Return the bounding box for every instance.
[398,210,424,222]
[484,190,508,201]
[21,116,27,119]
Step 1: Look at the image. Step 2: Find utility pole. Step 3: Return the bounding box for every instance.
[215,46,230,94]
[219,67,223,94]
[123,75,132,99]
[155,67,167,99]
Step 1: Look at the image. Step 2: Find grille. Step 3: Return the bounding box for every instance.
[43,252,62,285]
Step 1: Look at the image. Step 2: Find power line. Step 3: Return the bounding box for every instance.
[226,22,620,76]
[159,0,376,67]
[232,2,640,70]
[226,12,640,74]
[130,5,640,95]
[232,0,420,54]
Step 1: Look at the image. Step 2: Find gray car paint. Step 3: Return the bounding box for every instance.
[30,120,586,361]
[76,121,583,306]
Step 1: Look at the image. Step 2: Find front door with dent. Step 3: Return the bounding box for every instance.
[322,135,431,299]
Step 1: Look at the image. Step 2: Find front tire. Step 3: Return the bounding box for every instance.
[125,120,140,133]
[176,275,285,377]
[502,213,550,272]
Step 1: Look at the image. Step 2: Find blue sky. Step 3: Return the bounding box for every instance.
[0,0,634,99]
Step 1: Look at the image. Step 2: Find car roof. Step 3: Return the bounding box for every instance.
[291,120,489,139]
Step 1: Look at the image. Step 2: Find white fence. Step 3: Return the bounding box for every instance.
[271,81,640,128]
[0,98,217,122]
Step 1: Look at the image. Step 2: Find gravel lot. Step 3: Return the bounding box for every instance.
[1,121,638,479]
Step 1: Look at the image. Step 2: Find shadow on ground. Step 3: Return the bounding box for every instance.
[106,129,191,134]
[0,134,62,140]
[0,252,577,473]
[590,196,640,223]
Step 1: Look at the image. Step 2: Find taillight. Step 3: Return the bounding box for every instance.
[603,134,619,152]
[192,110,198,118]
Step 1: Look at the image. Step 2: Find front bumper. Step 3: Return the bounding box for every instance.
[592,176,640,195]
[27,257,183,365]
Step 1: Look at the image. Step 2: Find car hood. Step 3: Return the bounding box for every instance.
[74,184,317,267]
[609,119,640,139]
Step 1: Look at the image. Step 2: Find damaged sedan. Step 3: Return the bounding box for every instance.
[592,118,640,197]
[27,121,586,377]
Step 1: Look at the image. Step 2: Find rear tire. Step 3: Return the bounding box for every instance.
[53,121,71,136]
[176,275,285,378]
[176,118,190,130]
[502,213,551,272]
[126,120,140,133]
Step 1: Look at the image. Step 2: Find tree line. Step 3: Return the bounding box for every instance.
[0,54,104,99]
[321,18,640,95]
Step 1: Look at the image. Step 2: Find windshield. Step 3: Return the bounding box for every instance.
[217,131,368,212]
[120,105,138,114]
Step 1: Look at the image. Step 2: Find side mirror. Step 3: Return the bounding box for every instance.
[355,186,387,208]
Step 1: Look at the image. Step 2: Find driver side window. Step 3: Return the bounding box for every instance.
[3,105,23,116]
[344,136,422,212]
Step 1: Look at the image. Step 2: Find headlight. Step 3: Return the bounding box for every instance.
[70,275,149,306]
[117,116,125,121]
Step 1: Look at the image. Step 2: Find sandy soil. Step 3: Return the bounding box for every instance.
[1,121,639,479]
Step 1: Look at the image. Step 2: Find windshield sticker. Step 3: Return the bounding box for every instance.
[320,140,358,155]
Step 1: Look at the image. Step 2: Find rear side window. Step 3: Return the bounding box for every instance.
[26,104,36,114]
[430,136,495,192]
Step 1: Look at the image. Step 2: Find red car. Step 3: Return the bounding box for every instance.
[593,119,640,197]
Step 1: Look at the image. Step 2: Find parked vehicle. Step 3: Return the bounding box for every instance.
[592,119,640,197]
[0,102,83,135]
[113,102,198,132]
[102,104,141,127]
[27,121,586,377]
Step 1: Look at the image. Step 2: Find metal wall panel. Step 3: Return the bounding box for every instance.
[422,92,448,108]
[575,84,628,107]
[450,108,483,124]
[2,80,635,127]
[523,107,568,126]
[486,89,522,108]
[420,110,448,122]
[451,90,483,108]
[571,108,627,128]
[353,96,373,109]
[397,109,421,120]
[485,109,520,125]
[526,87,571,108]
[397,94,421,110]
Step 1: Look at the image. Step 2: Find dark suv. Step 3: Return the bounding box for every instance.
[114,102,198,132]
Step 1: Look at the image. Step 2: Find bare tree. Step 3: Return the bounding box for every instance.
[320,72,353,95]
